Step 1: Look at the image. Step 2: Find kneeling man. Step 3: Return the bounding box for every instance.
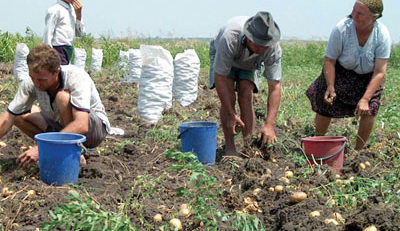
[0,44,110,167]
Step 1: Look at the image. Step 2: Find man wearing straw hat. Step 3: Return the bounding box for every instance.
[0,44,110,167]
[209,11,283,157]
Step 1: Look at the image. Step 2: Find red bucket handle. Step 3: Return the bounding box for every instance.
[301,140,346,164]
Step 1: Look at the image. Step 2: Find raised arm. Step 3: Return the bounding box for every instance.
[72,0,85,36]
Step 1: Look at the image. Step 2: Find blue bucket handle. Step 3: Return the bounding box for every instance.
[177,127,191,139]
[178,122,217,139]
[77,141,87,152]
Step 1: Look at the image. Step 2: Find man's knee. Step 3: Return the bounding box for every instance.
[238,80,254,98]
[13,115,24,127]
[55,90,71,108]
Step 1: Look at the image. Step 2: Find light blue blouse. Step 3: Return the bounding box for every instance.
[325,17,392,74]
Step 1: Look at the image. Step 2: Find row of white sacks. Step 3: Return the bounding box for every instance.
[13,43,200,124]
[125,45,200,123]
[13,43,104,82]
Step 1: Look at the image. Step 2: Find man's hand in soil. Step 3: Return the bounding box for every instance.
[258,125,277,146]
[17,146,39,168]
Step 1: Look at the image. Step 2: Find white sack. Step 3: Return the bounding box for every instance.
[138,45,173,124]
[13,43,30,81]
[90,48,103,72]
[173,49,200,106]
[118,49,130,76]
[73,48,87,69]
[121,49,142,83]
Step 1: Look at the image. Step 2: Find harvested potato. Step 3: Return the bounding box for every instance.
[332,212,345,223]
[268,187,275,192]
[2,187,13,197]
[326,92,336,104]
[279,177,290,184]
[285,170,294,178]
[169,218,182,230]
[274,185,284,193]
[153,214,163,222]
[290,192,307,203]
[0,141,6,148]
[324,218,339,225]
[180,204,188,210]
[253,188,261,196]
[364,161,371,167]
[363,225,378,231]
[309,210,321,218]
[359,163,366,170]
[327,198,336,206]
[180,208,191,217]
[27,190,36,197]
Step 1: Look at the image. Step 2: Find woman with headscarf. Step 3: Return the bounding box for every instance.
[306,0,392,150]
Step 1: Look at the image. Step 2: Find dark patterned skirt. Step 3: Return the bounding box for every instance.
[306,63,383,118]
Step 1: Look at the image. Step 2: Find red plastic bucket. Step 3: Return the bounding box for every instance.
[301,136,347,173]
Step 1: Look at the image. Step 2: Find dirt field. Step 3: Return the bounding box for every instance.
[0,63,399,231]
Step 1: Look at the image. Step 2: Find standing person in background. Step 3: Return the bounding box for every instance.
[209,12,283,157]
[306,0,391,150]
[43,0,85,65]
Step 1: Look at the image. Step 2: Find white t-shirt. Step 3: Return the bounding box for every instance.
[43,0,85,47]
[8,65,110,132]
[325,17,392,74]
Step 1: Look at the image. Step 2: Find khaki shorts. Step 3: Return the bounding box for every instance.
[43,113,107,148]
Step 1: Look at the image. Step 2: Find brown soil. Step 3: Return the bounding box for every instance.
[0,63,399,231]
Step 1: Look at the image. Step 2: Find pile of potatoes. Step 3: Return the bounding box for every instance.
[153,204,192,230]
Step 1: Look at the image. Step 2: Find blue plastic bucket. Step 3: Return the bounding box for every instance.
[178,121,217,166]
[34,132,86,186]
